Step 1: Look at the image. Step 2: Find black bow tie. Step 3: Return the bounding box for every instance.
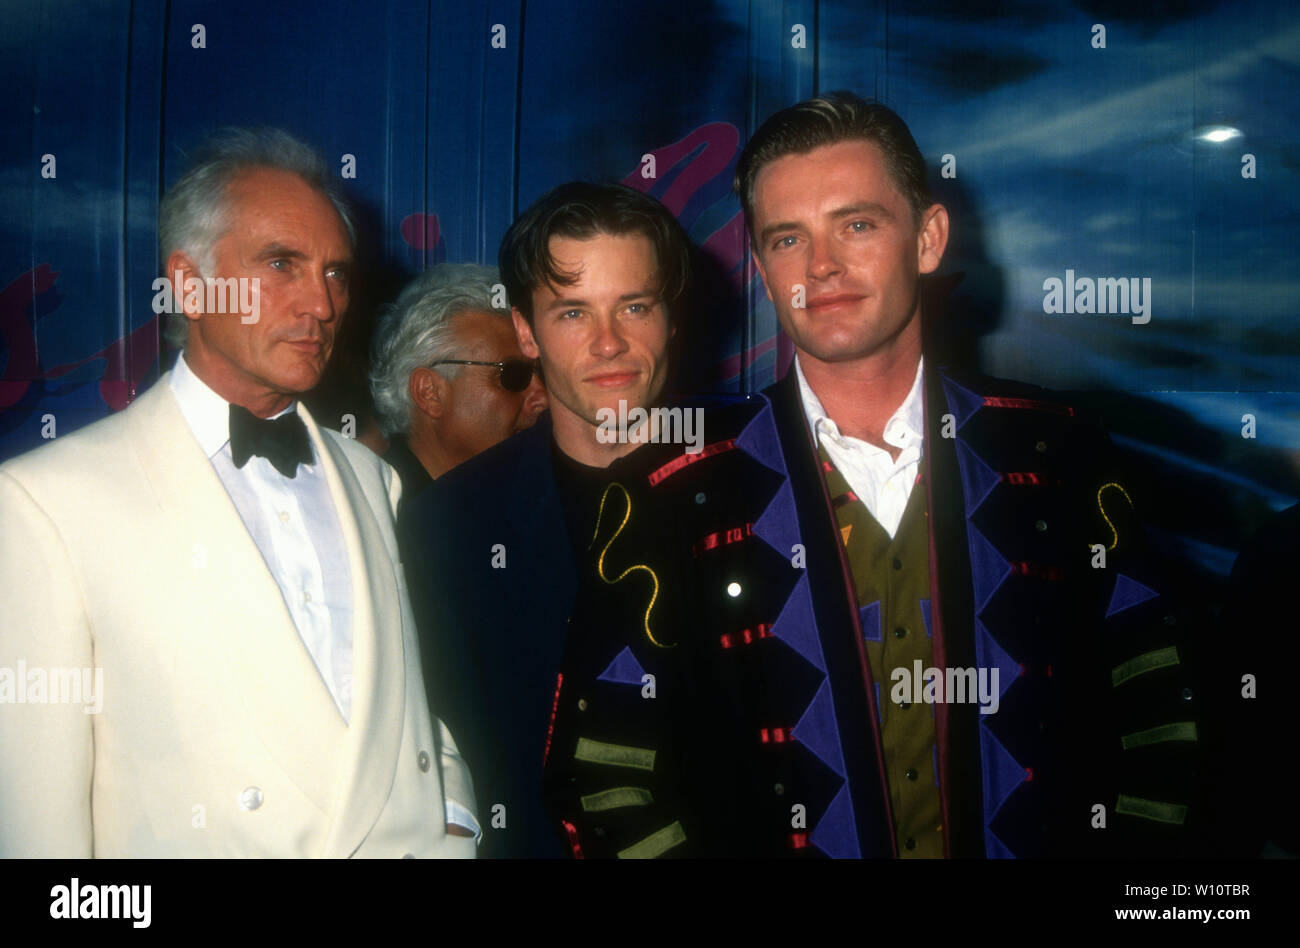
[228,403,313,478]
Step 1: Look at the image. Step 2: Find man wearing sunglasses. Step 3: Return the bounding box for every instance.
[369,263,547,510]
[398,181,692,857]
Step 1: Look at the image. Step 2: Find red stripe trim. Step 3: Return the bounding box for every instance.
[720,623,772,649]
[1012,561,1064,581]
[789,833,810,849]
[692,523,754,556]
[542,673,563,766]
[562,819,584,859]
[831,490,860,509]
[760,726,792,743]
[983,396,1075,416]
[646,438,737,486]
[1003,472,1057,486]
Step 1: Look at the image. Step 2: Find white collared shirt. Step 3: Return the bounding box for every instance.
[795,354,925,540]
[169,353,355,722]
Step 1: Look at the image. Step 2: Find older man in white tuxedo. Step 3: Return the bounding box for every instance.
[0,129,476,857]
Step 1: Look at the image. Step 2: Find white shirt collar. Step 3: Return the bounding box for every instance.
[794,352,925,453]
[169,351,299,461]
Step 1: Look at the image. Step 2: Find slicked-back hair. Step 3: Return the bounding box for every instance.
[498,181,691,325]
[158,127,355,349]
[733,92,931,235]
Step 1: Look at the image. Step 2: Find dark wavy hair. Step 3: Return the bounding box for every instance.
[499,181,691,325]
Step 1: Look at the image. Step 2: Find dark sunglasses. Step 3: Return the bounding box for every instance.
[429,359,539,393]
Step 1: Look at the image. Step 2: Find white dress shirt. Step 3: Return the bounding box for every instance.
[794,354,926,540]
[169,353,355,722]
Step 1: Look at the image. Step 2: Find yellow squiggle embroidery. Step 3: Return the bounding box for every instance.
[589,482,671,648]
[1096,482,1134,551]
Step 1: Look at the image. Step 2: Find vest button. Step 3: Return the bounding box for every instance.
[905,768,918,781]
[891,557,903,570]
[893,626,907,639]
[904,837,917,850]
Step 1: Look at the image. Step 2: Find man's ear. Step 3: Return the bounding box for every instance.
[750,250,774,303]
[916,203,950,276]
[409,367,447,421]
[165,250,204,319]
[512,308,541,359]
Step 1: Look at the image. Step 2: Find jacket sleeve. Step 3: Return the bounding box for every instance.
[0,468,95,857]
[1064,418,1214,857]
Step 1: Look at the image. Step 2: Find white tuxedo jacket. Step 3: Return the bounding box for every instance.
[0,372,475,857]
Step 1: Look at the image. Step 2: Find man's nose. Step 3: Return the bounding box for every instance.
[807,234,843,282]
[521,374,548,421]
[301,272,343,322]
[589,316,629,359]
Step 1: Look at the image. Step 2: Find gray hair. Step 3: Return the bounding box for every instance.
[368,263,509,437]
[158,127,356,349]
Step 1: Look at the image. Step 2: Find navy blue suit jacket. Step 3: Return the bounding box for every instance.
[399,416,573,858]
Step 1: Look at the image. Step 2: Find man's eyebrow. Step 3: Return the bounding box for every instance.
[830,201,894,221]
[253,243,308,261]
[758,202,895,244]
[544,288,658,310]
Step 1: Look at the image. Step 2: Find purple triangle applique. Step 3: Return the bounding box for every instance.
[967,523,1013,615]
[940,375,985,431]
[920,598,932,638]
[1105,573,1160,618]
[859,600,881,642]
[954,437,1002,517]
[596,646,647,686]
[770,574,826,673]
[792,679,848,778]
[811,783,861,859]
[980,725,1026,826]
[973,618,1019,700]
[753,480,800,556]
[735,404,788,476]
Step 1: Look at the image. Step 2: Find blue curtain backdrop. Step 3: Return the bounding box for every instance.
[2,0,1297,585]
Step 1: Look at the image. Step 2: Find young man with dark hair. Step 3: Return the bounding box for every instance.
[540,93,1218,860]
[398,181,695,857]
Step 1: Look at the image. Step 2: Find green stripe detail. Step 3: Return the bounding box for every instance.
[580,787,654,812]
[1121,721,1198,750]
[1111,646,1180,687]
[574,737,656,771]
[1116,794,1188,825]
[617,821,687,859]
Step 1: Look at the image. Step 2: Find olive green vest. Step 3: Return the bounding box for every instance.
[818,444,944,858]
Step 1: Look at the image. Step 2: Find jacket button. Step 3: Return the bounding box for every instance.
[774,783,785,796]
[239,787,263,811]
[727,582,742,597]
[1035,440,1048,454]
[695,492,707,505]
[1181,687,1194,701]
[1035,519,1048,532]
[418,750,431,772]
[578,698,588,711]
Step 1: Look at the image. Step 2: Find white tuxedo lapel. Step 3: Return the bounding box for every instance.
[297,404,405,858]
[124,376,346,826]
